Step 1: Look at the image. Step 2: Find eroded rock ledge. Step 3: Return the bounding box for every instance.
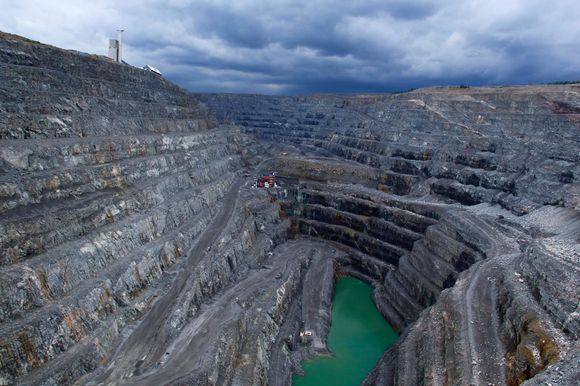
[0,32,578,386]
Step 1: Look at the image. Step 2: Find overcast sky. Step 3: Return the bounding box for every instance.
[1,0,579,94]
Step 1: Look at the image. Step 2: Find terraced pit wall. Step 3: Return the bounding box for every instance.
[0,31,578,386]
[199,89,580,385]
[199,90,579,213]
[0,32,259,385]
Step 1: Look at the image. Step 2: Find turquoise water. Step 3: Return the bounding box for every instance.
[292,276,398,386]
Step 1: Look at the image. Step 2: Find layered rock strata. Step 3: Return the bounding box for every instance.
[200,89,580,384]
[199,90,579,213]
[0,32,260,385]
[1,31,579,386]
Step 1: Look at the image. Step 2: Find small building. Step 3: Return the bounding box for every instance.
[108,39,120,61]
[142,65,162,76]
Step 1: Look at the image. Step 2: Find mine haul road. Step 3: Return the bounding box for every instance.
[85,177,243,385]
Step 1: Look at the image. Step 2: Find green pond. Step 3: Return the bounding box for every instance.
[292,276,398,386]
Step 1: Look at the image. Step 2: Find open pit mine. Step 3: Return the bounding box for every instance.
[0,32,579,386]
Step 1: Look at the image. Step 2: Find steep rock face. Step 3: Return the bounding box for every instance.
[0,32,349,386]
[1,31,579,386]
[200,89,580,384]
[363,206,579,386]
[0,32,256,385]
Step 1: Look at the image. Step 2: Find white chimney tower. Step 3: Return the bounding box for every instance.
[117,29,124,62]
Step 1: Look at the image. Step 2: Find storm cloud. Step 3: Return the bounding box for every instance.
[1,0,579,94]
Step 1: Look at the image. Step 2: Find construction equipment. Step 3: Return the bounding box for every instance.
[257,174,275,188]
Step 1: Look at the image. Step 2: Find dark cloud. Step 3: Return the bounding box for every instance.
[191,5,269,49]
[1,0,579,94]
[386,1,437,19]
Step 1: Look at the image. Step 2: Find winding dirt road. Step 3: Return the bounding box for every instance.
[85,178,243,385]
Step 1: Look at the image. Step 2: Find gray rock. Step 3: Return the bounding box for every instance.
[1,31,578,386]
